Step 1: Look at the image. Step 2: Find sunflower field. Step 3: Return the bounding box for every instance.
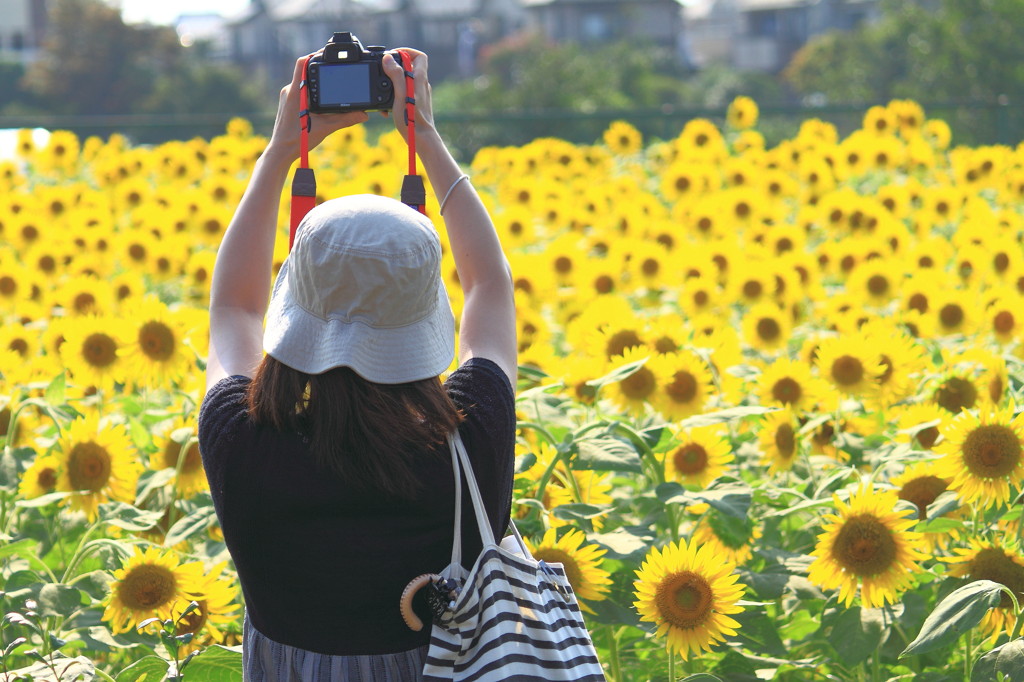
[2,98,1024,682]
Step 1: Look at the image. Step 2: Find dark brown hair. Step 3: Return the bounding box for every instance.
[245,355,463,498]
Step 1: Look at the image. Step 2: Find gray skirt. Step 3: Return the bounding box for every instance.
[243,613,428,681]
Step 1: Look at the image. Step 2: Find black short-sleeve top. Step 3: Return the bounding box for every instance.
[197,357,516,656]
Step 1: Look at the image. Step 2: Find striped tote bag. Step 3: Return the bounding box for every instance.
[421,431,606,682]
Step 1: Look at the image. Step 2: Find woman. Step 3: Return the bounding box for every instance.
[198,48,517,680]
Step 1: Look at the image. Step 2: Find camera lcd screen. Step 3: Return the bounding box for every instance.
[318,63,371,106]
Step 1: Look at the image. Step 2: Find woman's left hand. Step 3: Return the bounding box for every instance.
[265,53,369,163]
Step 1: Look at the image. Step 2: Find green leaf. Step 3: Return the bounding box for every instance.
[116,655,170,682]
[575,437,642,472]
[828,605,886,666]
[926,490,961,520]
[972,638,1024,682]
[128,416,154,452]
[15,491,73,508]
[901,579,1004,657]
[656,481,752,518]
[164,506,217,547]
[4,654,95,681]
[675,405,778,430]
[550,503,610,522]
[182,644,243,681]
[37,583,86,618]
[680,675,724,682]
[101,501,165,531]
[585,356,649,389]
[44,371,67,406]
[0,537,39,561]
[732,608,787,657]
[589,528,654,561]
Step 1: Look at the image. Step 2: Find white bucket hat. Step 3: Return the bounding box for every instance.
[263,194,455,383]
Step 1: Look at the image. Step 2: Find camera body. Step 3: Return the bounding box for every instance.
[307,32,395,113]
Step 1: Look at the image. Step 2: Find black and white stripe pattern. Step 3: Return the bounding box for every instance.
[422,432,606,681]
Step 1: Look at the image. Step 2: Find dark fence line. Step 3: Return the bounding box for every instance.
[1,101,1018,159]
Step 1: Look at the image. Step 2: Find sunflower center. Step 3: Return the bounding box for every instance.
[939,304,964,330]
[37,467,58,491]
[969,548,1024,609]
[916,426,940,449]
[962,424,1021,479]
[67,442,112,492]
[594,275,615,294]
[994,311,1015,334]
[117,564,178,610]
[867,275,889,296]
[908,293,929,313]
[0,276,16,296]
[673,444,708,475]
[742,280,763,299]
[642,258,659,277]
[82,333,117,368]
[666,371,699,404]
[621,367,657,401]
[774,423,795,459]
[898,475,947,518]
[756,317,781,342]
[532,548,584,594]
[554,256,572,275]
[772,377,802,405]
[655,571,713,630]
[605,330,642,359]
[139,321,175,362]
[934,377,977,414]
[990,376,1004,404]
[176,600,209,636]
[831,355,864,386]
[831,514,898,577]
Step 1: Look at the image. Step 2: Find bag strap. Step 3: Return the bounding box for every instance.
[446,431,531,568]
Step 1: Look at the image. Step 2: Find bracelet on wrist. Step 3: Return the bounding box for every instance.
[439,174,470,216]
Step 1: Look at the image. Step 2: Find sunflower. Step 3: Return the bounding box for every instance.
[633,537,745,658]
[525,528,612,611]
[56,414,140,521]
[664,425,733,489]
[756,356,824,412]
[814,334,885,399]
[943,539,1024,644]
[808,485,928,608]
[890,460,958,551]
[606,347,659,417]
[154,417,207,497]
[742,302,791,354]
[603,120,643,156]
[935,402,1024,509]
[169,561,240,652]
[860,320,929,409]
[759,407,800,474]
[649,351,715,421]
[102,546,208,635]
[725,96,759,130]
[894,403,947,451]
[60,315,131,391]
[18,453,61,499]
[121,296,194,387]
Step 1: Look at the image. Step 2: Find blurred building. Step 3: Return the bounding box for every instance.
[228,0,528,89]
[685,0,880,72]
[0,0,48,63]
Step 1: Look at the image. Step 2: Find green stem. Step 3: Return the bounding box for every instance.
[60,520,104,583]
[667,652,675,682]
[606,626,623,682]
[964,628,974,680]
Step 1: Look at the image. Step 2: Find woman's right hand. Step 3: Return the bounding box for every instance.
[265,54,369,164]
[382,49,436,143]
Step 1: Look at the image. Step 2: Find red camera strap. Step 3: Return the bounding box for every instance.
[289,50,424,252]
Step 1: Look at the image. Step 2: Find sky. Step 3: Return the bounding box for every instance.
[105,0,251,26]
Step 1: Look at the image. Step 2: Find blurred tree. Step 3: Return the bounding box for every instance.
[17,0,264,141]
[784,0,1024,105]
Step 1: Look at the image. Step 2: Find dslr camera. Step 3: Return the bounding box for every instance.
[307,32,395,113]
